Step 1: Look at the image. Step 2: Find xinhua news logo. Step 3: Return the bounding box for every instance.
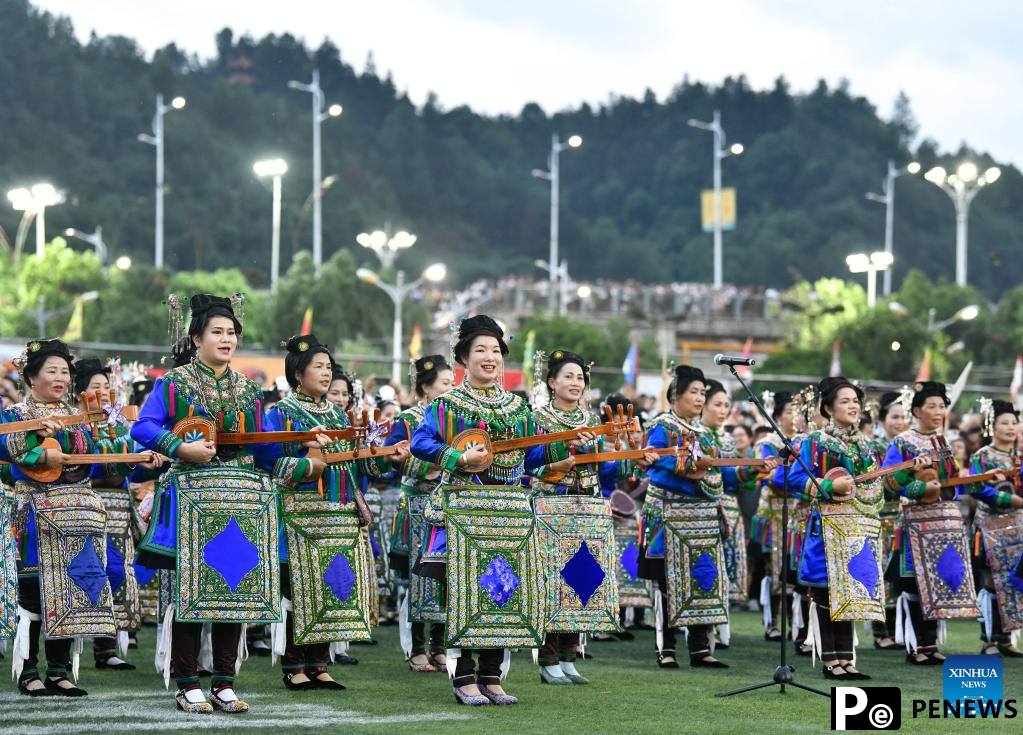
[831,687,901,730]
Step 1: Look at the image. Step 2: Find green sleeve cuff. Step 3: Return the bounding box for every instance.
[891,468,915,487]
[439,447,462,473]
[904,480,927,500]
[156,431,183,458]
[22,446,45,466]
[992,490,1016,509]
[545,442,569,464]
[292,458,311,483]
[817,478,833,500]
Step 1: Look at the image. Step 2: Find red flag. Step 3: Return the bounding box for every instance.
[915,348,931,382]
[299,308,313,336]
[737,337,754,379]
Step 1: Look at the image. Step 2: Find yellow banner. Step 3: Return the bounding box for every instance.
[701,188,737,232]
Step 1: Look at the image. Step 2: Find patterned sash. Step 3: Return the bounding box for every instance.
[904,502,977,619]
[283,492,373,644]
[820,503,884,621]
[534,495,619,633]
[443,485,546,648]
[614,512,653,608]
[979,511,1023,632]
[407,494,445,623]
[175,466,281,623]
[720,494,748,603]
[31,484,116,638]
[0,490,16,638]
[663,500,728,626]
[96,489,140,632]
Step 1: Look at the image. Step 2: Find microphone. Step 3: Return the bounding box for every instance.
[714,354,757,368]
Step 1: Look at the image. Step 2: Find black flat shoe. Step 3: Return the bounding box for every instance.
[715,642,730,650]
[283,672,318,691]
[764,629,782,641]
[842,667,872,680]
[906,653,943,666]
[612,630,635,641]
[18,676,53,697]
[657,654,680,669]
[874,638,898,650]
[96,656,136,670]
[311,671,346,690]
[334,654,359,665]
[44,676,87,697]
[691,656,729,669]
[823,665,849,680]
[999,644,1023,658]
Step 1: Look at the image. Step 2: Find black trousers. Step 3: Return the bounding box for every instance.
[657,580,712,657]
[452,649,504,687]
[170,622,240,687]
[893,577,938,651]
[871,607,898,639]
[17,577,72,679]
[809,587,853,661]
[281,568,330,671]
[411,622,445,655]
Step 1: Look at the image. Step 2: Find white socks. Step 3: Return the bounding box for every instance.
[543,665,566,678]
[214,686,239,703]
[182,688,207,704]
[560,661,581,677]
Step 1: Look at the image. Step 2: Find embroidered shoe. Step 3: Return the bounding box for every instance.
[479,685,518,705]
[453,686,490,706]
[209,687,250,713]
[539,667,572,684]
[175,688,213,714]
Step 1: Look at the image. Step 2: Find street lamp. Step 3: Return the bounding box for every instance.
[865,160,920,296]
[889,301,979,333]
[114,256,132,271]
[534,258,570,316]
[253,158,288,292]
[688,110,743,289]
[846,250,893,308]
[288,69,343,276]
[357,262,447,382]
[137,95,185,269]
[8,183,65,264]
[923,162,1001,287]
[64,226,108,264]
[356,228,417,270]
[532,132,582,313]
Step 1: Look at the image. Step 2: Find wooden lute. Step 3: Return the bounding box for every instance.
[0,390,138,437]
[823,435,952,502]
[451,404,639,474]
[170,411,382,448]
[16,436,157,483]
[543,444,691,484]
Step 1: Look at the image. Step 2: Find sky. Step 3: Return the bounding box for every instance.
[33,0,1023,167]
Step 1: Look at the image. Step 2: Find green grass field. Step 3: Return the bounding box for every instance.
[1,611,1018,734]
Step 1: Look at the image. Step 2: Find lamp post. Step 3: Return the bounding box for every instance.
[356,228,417,270]
[532,133,582,314]
[357,263,447,382]
[688,110,743,289]
[8,184,66,265]
[31,290,99,338]
[253,158,288,292]
[137,95,185,269]
[288,69,342,276]
[924,162,1001,287]
[865,160,920,296]
[63,226,108,264]
[846,251,893,308]
[534,258,570,316]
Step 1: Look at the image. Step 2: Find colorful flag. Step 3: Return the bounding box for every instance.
[1010,355,1023,408]
[738,336,754,380]
[522,330,536,389]
[408,323,422,360]
[622,341,639,387]
[300,307,313,336]
[62,299,83,342]
[915,348,931,382]
[829,341,842,377]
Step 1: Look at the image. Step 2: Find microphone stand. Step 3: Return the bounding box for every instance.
[715,364,829,699]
